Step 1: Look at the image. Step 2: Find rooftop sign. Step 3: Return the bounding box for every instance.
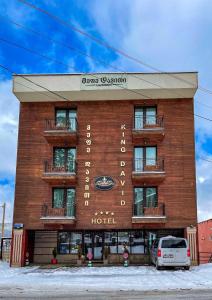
[80,74,128,90]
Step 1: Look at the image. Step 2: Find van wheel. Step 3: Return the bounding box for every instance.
[184,266,190,271]
[156,261,161,270]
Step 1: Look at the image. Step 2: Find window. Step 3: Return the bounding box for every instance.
[134,107,156,129]
[58,232,82,254]
[130,231,145,254]
[53,188,75,217]
[53,148,76,172]
[118,232,129,254]
[134,187,157,216]
[161,239,187,248]
[104,231,118,254]
[134,147,157,171]
[56,109,77,131]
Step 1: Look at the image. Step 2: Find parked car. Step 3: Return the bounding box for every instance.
[150,236,191,270]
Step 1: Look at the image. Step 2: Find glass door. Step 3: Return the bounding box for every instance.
[93,232,103,260]
[66,189,75,217]
[146,107,156,126]
[146,147,156,166]
[68,109,77,131]
[134,147,144,171]
[134,107,144,129]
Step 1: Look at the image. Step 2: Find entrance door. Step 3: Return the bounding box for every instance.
[93,232,103,260]
[83,232,104,261]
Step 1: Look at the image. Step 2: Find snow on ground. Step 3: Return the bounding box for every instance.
[0,262,212,292]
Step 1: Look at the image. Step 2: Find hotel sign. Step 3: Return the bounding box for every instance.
[81,74,128,90]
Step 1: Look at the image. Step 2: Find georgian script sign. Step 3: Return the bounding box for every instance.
[95,176,115,191]
[81,74,128,90]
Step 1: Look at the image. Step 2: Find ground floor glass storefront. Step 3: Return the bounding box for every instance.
[57,229,184,260]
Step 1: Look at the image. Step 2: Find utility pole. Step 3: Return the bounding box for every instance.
[0,203,6,239]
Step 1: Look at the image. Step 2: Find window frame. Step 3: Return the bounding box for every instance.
[134,106,157,129]
[55,108,77,130]
[52,187,76,211]
[134,186,158,215]
[53,147,76,172]
[134,146,157,170]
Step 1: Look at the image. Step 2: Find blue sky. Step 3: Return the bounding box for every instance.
[0,0,212,222]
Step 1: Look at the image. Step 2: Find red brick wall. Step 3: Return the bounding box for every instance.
[198,219,212,263]
[13,98,197,230]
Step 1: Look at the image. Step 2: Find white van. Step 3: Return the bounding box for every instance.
[151,236,191,270]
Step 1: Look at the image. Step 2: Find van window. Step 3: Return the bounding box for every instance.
[161,239,186,248]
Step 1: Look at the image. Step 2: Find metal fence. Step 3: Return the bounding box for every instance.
[0,238,11,263]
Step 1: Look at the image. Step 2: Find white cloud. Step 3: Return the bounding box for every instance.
[83,0,212,222]
[0,184,14,223]
[0,80,19,177]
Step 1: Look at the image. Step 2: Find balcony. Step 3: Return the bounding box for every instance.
[132,158,166,183]
[43,118,78,145]
[41,161,77,185]
[132,116,165,144]
[132,203,166,223]
[40,204,76,224]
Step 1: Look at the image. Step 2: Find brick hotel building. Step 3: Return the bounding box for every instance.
[11,72,198,267]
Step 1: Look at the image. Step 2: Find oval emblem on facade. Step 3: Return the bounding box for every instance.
[95,176,115,191]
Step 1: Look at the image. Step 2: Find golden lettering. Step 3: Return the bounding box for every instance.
[120,161,126,167]
[91,218,96,224]
[122,132,125,137]
[121,200,126,206]
[86,132,91,138]
[85,200,89,206]
[121,190,124,196]
[86,139,92,145]
[91,217,116,225]
[121,147,126,152]
[85,184,89,191]
[120,180,125,186]
[121,124,126,130]
[120,139,126,145]
[120,170,125,176]
[84,192,90,199]
[85,169,90,175]
[86,147,91,153]
[87,125,91,130]
[85,177,90,183]
[108,218,112,224]
[85,162,91,167]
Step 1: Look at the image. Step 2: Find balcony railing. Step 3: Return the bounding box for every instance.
[45,118,78,132]
[132,203,166,223]
[133,158,164,173]
[44,160,77,174]
[133,203,165,217]
[41,204,76,219]
[134,115,164,130]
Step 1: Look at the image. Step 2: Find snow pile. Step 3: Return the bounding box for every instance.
[0,262,212,291]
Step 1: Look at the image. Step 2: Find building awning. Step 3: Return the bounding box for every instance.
[13,72,198,102]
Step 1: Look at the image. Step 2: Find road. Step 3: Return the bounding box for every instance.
[0,288,212,299]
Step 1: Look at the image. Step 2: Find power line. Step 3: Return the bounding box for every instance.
[1,37,212,123]
[0,16,186,97]
[17,0,212,97]
[0,37,159,100]
[1,63,212,161]
[196,100,212,111]
[2,17,212,111]
[198,157,212,163]
[0,64,72,102]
